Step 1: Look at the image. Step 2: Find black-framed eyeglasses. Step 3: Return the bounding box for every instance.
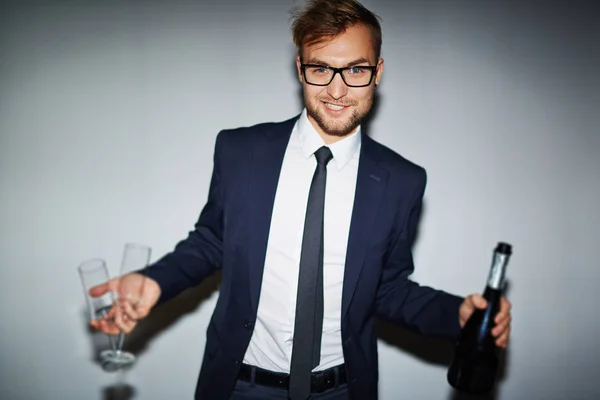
[300,64,377,87]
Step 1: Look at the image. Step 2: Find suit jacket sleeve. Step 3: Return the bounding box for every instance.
[141,132,225,305]
[375,167,464,341]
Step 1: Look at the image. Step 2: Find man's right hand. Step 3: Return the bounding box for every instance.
[89,273,161,335]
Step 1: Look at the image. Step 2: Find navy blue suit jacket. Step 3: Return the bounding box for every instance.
[144,115,464,399]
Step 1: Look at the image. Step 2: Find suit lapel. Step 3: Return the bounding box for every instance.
[247,116,298,313]
[342,134,388,319]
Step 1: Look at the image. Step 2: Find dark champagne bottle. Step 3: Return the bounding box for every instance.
[447,242,512,395]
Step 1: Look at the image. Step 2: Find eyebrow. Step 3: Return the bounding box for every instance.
[305,57,372,67]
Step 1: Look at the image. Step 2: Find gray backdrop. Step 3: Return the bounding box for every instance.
[1,1,599,399]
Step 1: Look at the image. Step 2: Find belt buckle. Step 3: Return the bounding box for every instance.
[311,368,335,393]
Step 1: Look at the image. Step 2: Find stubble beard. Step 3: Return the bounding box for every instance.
[305,92,374,138]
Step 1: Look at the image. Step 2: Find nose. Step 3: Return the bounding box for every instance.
[326,72,348,100]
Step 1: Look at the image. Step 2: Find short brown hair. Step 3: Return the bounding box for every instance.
[290,0,383,60]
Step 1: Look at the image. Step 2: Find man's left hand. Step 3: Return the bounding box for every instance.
[459,294,512,349]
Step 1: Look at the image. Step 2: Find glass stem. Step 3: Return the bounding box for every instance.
[108,334,119,352]
[115,332,125,354]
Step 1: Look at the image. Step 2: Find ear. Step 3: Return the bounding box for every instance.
[296,55,303,83]
[374,58,384,87]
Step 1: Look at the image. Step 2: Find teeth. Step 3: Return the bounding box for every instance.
[325,103,345,111]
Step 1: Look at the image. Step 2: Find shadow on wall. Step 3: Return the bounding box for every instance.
[82,271,222,399]
[102,382,136,400]
[124,270,222,356]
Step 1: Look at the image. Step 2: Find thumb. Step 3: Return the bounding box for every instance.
[471,293,488,309]
[89,278,118,298]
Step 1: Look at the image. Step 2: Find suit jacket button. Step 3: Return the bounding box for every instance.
[244,321,253,329]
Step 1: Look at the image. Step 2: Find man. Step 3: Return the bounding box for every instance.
[91,1,512,399]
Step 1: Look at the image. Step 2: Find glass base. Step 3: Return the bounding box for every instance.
[100,350,135,372]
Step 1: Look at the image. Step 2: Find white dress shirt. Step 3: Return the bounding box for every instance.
[242,109,362,373]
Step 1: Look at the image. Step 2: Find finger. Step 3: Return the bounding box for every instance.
[114,303,138,334]
[120,318,137,334]
[495,311,511,325]
[117,317,136,334]
[501,297,512,313]
[495,298,512,323]
[98,304,124,335]
[119,298,140,322]
[99,317,121,335]
[492,315,511,337]
[89,278,120,298]
[101,305,118,323]
[89,304,117,329]
[496,330,510,348]
[472,294,488,309]
[89,283,109,297]
[114,303,130,333]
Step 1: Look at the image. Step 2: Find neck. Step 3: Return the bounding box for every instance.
[487,252,509,290]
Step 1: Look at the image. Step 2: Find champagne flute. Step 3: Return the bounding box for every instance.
[78,258,120,372]
[100,242,151,370]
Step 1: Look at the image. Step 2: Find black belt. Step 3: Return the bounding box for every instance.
[238,363,347,393]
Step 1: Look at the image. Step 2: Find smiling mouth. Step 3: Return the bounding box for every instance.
[324,102,350,111]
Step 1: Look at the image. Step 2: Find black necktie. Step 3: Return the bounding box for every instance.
[289,146,333,400]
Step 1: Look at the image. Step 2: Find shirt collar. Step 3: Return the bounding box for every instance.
[296,108,362,170]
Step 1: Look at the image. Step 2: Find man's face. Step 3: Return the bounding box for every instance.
[296,23,383,141]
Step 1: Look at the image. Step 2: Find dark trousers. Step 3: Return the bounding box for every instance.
[230,364,349,400]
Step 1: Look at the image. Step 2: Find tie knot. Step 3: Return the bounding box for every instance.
[314,146,333,166]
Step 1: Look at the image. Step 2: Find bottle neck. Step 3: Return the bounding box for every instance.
[487,251,509,290]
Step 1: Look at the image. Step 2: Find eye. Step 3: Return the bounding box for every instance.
[348,67,366,74]
[306,65,330,75]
